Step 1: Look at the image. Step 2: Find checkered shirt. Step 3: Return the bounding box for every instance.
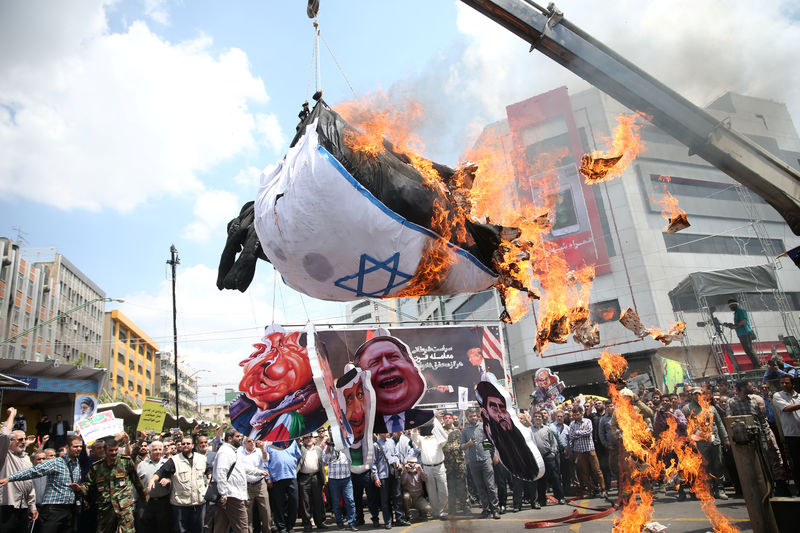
[323,448,352,480]
[567,418,595,453]
[726,395,770,450]
[8,456,80,505]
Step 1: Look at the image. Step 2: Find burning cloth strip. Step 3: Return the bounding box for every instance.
[247,100,518,301]
[618,308,686,345]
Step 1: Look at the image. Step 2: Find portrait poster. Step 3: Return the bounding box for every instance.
[74,393,98,424]
[78,411,124,445]
[335,366,376,473]
[476,375,544,482]
[229,324,327,442]
[315,324,507,408]
[137,397,168,433]
[306,323,353,450]
[531,367,566,412]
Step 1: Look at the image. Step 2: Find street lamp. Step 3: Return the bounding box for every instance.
[1,296,124,345]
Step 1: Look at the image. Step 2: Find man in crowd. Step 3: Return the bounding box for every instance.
[215,429,268,533]
[460,409,500,520]
[548,410,572,497]
[267,438,301,533]
[49,416,69,451]
[138,441,171,533]
[238,436,271,533]
[590,400,611,489]
[532,412,565,508]
[772,375,800,493]
[72,437,146,533]
[684,387,728,499]
[298,435,327,532]
[441,413,468,515]
[0,434,81,533]
[372,432,406,529]
[149,435,211,532]
[410,419,448,520]
[322,438,357,531]
[726,299,761,370]
[0,407,37,531]
[567,406,606,498]
[400,457,430,521]
[598,401,617,485]
[763,358,792,385]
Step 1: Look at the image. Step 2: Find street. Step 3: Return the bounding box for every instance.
[386,493,752,533]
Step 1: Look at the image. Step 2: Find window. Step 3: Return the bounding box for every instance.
[663,233,783,255]
[117,352,125,365]
[128,380,134,391]
[146,349,153,361]
[145,369,151,379]
[137,385,142,394]
[590,299,621,323]
[138,364,143,375]
[128,359,135,370]
[116,375,124,387]
[118,327,127,344]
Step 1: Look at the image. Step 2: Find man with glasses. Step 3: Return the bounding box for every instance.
[149,436,212,532]
[238,436,271,533]
[0,434,82,533]
[138,441,170,533]
[0,407,37,532]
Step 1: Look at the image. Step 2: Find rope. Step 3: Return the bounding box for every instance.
[319,29,357,99]
[524,501,618,528]
[306,21,319,102]
[271,267,278,325]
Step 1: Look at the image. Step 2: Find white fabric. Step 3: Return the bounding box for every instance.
[773,390,800,437]
[238,446,269,484]
[411,419,447,466]
[254,120,497,302]
[214,443,262,501]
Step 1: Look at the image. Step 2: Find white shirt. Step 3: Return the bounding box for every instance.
[214,442,263,500]
[238,446,269,484]
[298,445,323,474]
[410,419,447,466]
[772,390,800,437]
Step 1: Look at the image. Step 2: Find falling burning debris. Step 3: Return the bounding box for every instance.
[336,92,598,350]
[618,308,685,345]
[598,352,739,533]
[651,176,690,233]
[579,114,647,184]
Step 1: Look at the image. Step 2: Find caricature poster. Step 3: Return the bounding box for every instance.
[531,367,566,412]
[476,375,544,482]
[336,366,376,473]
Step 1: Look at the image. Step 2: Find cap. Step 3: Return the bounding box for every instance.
[690,386,704,394]
[727,298,738,304]
[619,388,634,397]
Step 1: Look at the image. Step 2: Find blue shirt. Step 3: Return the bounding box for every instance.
[267,441,301,482]
[371,438,399,480]
[8,456,80,505]
[733,307,751,337]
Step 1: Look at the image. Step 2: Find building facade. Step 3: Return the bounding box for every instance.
[0,240,107,368]
[102,309,160,408]
[159,351,199,417]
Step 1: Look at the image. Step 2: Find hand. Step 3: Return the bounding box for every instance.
[267,480,273,489]
[160,478,170,487]
[256,440,265,450]
[41,435,49,443]
[69,483,81,493]
[26,435,36,446]
[30,509,38,521]
[465,438,475,448]
[374,478,382,488]
[7,407,16,419]
[260,471,269,478]
[74,427,81,437]
[147,479,155,492]
[219,497,227,506]
[0,478,7,487]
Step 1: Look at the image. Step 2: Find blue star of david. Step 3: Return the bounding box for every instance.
[334,252,413,297]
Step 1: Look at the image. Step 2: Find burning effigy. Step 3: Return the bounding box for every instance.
[618,307,686,346]
[598,352,739,533]
[579,114,647,184]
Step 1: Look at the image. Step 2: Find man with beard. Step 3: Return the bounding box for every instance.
[231,327,324,442]
[441,414,468,514]
[773,375,800,492]
[567,406,606,498]
[343,378,367,445]
[353,335,432,434]
[215,429,270,533]
[476,382,540,481]
[138,441,170,533]
[460,409,500,520]
[0,408,37,532]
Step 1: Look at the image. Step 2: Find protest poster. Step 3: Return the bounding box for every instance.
[74,393,98,424]
[77,411,124,445]
[137,397,168,434]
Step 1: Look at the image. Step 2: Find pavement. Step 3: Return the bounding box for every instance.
[367,491,753,533]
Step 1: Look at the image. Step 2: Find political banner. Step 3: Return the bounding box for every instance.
[78,411,124,445]
[74,393,97,424]
[307,324,353,451]
[137,397,169,434]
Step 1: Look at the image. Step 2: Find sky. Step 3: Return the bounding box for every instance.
[2,0,799,404]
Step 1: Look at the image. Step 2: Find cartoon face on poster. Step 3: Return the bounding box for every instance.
[229,324,326,442]
[351,328,433,434]
[306,323,353,450]
[74,393,98,423]
[531,367,565,411]
[476,375,544,482]
[335,366,376,473]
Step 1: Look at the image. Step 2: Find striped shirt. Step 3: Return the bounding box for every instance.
[567,418,595,453]
[323,448,352,480]
[8,456,80,505]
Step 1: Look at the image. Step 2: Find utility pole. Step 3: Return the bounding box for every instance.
[167,245,180,420]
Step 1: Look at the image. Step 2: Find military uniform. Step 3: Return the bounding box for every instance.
[442,426,468,512]
[78,455,147,533]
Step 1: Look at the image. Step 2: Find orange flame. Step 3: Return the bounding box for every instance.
[579,114,647,184]
[598,353,739,533]
[650,175,690,233]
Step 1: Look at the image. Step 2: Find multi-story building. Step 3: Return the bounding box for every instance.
[0,240,107,368]
[159,352,199,417]
[199,402,230,424]
[346,298,402,325]
[394,87,800,403]
[102,309,160,408]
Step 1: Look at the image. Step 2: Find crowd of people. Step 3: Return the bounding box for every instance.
[0,359,799,533]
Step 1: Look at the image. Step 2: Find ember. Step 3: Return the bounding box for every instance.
[652,176,690,233]
[579,114,647,184]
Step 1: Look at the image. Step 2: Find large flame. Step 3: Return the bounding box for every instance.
[650,175,691,234]
[579,114,647,184]
[598,352,739,533]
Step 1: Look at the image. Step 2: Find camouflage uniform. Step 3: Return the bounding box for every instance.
[442,426,468,512]
[78,455,147,533]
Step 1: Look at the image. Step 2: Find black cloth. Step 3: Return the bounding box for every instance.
[271,478,298,533]
[39,504,77,533]
[784,436,800,488]
[372,409,434,434]
[173,503,203,533]
[142,495,173,533]
[50,421,70,449]
[538,455,564,503]
[36,421,51,440]
[298,472,326,528]
[351,471,378,524]
[0,505,31,533]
